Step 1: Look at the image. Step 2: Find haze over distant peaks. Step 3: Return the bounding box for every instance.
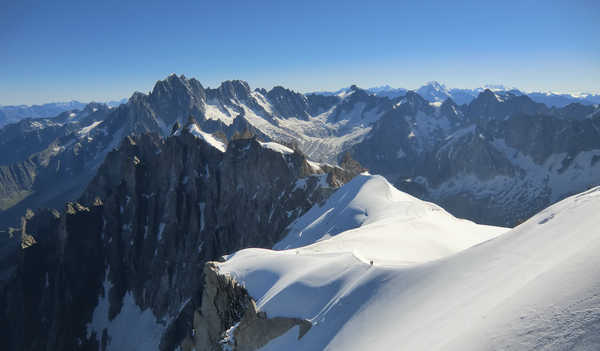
[312,81,600,107]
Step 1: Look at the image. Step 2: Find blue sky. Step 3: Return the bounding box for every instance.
[1,0,598,104]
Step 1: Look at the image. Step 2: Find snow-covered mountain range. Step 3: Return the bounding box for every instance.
[1,75,599,229]
[1,73,599,351]
[313,81,600,107]
[0,99,127,128]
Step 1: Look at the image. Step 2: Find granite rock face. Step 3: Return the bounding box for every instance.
[0,128,358,351]
[182,262,310,351]
[266,86,310,120]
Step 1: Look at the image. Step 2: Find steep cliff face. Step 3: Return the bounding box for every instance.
[0,127,357,351]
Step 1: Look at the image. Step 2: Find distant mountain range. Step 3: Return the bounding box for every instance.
[0,98,127,127]
[312,81,600,107]
[3,82,597,129]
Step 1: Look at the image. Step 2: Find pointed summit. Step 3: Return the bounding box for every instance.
[216,80,252,103]
[417,81,451,102]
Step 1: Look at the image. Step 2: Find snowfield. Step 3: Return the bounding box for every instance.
[218,176,600,350]
[273,174,505,265]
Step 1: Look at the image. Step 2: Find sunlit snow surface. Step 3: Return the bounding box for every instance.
[218,176,600,350]
[187,124,226,152]
[258,141,294,154]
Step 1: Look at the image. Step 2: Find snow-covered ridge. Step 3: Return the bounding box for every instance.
[217,178,600,350]
[186,124,226,152]
[77,120,104,137]
[273,174,504,260]
[258,141,294,154]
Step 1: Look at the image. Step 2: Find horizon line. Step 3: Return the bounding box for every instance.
[3,75,600,106]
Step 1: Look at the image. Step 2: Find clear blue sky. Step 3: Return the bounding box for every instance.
[1,0,598,105]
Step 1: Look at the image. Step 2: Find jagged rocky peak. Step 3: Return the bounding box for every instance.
[394,90,432,115]
[476,88,500,102]
[418,81,448,94]
[266,86,309,120]
[150,74,207,102]
[401,90,428,104]
[467,88,550,122]
[439,97,466,121]
[347,84,370,99]
[552,102,598,120]
[425,80,445,89]
[82,102,109,114]
[128,91,147,104]
[305,93,341,115]
[416,81,451,102]
[254,87,268,95]
[213,80,252,103]
[329,84,391,122]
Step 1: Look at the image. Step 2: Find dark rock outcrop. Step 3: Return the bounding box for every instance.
[182,262,310,351]
[266,86,310,120]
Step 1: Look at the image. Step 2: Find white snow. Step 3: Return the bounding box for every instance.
[218,177,600,350]
[202,93,388,163]
[306,160,323,173]
[273,175,505,261]
[429,137,600,218]
[30,121,44,129]
[258,141,294,155]
[87,270,166,351]
[203,99,236,126]
[187,124,226,152]
[77,121,103,137]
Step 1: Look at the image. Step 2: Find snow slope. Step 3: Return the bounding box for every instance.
[218,177,600,350]
[187,124,226,152]
[274,175,504,265]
